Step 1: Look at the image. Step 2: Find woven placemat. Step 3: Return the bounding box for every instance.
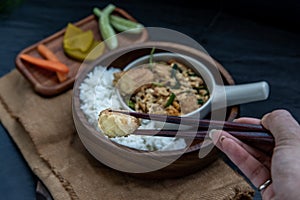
[0,70,254,200]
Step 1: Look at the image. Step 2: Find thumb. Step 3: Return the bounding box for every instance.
[261,109,300,145]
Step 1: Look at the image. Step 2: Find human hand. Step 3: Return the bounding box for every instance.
[209,109,300,199]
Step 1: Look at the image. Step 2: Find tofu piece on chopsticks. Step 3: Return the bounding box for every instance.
[98,109,140,138]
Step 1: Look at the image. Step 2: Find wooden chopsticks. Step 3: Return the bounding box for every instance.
[133,129,274,143]
[108,109,275,154]
[109,109,269,132]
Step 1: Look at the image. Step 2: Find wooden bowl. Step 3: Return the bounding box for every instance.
[72,41,239,179]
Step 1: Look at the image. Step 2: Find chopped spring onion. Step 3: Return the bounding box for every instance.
[165,93,176,108]
[149,47,155,67]
[127,100,135,110]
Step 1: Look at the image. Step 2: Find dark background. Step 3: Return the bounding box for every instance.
[1,0,299,199]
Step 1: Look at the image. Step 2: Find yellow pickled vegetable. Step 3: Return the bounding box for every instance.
[64,40,105,61]
[64,30,94,52]
[64,23,83,39]
[63,23,105,61]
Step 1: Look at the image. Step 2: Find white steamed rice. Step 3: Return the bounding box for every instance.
[79,66,186,151]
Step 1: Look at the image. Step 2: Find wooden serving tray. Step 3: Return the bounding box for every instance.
[15,8,148,97]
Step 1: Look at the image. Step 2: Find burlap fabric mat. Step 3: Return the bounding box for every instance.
[0,70,254,200]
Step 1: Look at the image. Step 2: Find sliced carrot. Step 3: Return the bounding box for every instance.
[37,44,68,82]
[55,71,68,82]
[37,44,60,61]
[20,54,69,73]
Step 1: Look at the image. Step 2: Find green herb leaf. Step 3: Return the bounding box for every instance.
[165,93,176,108]
[197,99,204,105]
[149,47,155,66]
[127,100,135,110]
[152,82,164,87]
[171,63,178,78]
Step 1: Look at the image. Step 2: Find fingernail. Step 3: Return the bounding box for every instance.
[208,129,217,139]
[220,136,226,142]
[209,129,222,144]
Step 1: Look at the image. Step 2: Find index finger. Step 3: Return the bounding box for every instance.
[210,130,271,187]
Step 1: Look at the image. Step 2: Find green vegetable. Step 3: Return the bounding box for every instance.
[93,7,144,34]
[188,72,196,76]
[98,4,118,50]
[165,93,176,108]
[172,63,182,73]
[197,99,204,105]
[110,18,144,34]
[149,47,155,67]
[93,7,103,17]
[152,82,164,87]
[195,85,205,90]
[171,63,178,78]
[127,100,135,110]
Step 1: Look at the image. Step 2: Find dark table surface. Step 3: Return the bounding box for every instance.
[1,0,300,199]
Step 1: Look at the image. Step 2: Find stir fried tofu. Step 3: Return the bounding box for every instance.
[114,66,154,96]
[98,109,140,137]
